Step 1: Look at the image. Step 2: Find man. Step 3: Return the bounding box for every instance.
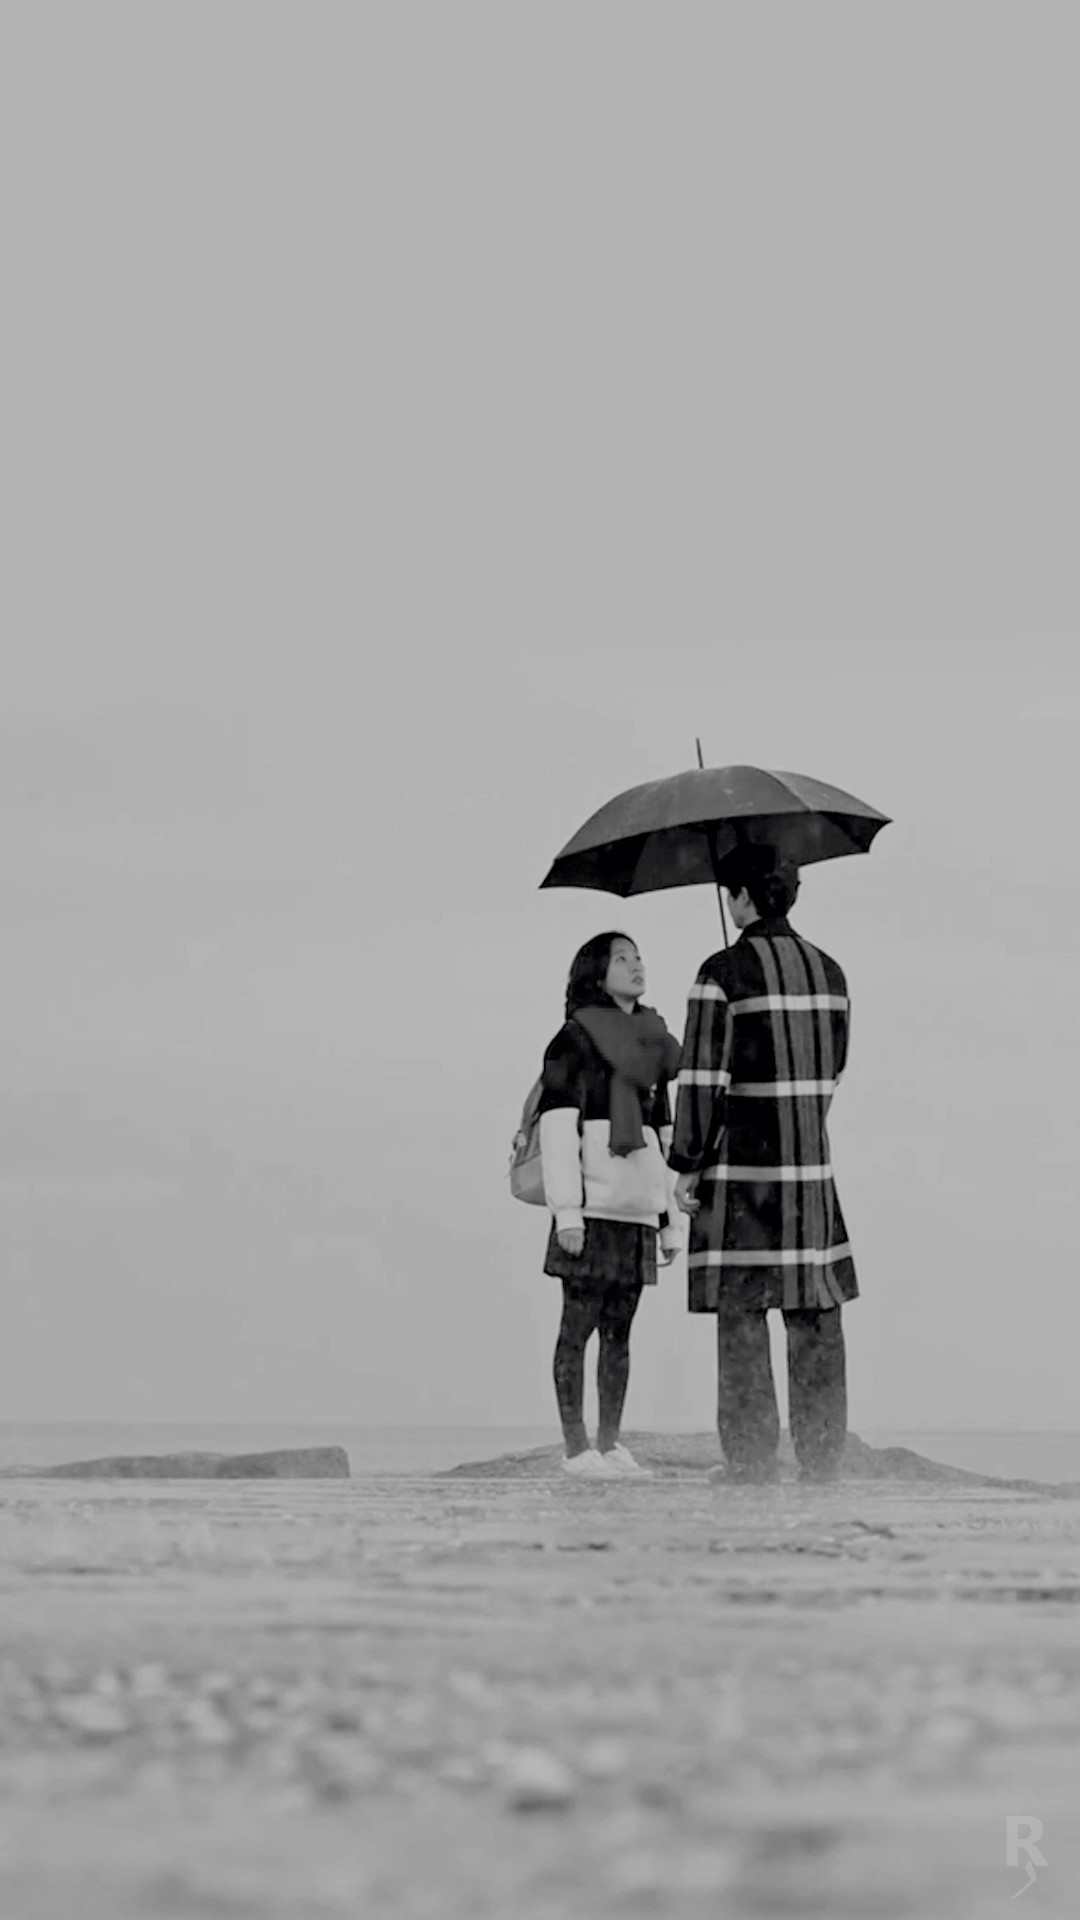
[669,848,857,1483]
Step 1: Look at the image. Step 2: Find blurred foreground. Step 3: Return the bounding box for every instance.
[2,1462,1079,1917]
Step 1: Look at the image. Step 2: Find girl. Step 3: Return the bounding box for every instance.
[538,932,683,1478]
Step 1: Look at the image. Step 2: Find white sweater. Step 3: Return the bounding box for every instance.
[539,1110,683,1254]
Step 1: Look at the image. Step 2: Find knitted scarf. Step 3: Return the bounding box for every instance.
[573,1004,682,1157]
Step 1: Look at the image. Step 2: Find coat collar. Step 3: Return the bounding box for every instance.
[739,916,793,939]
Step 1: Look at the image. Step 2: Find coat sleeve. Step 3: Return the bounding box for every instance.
[835,1002,849,1084]
[832,966,850,1085]
[669,965,734,1176]
[538,1025,587,1234]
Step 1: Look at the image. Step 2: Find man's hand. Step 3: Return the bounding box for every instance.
[658,1242,678,1268]
[674,1173,701,1215]
[556,1227,584,1257]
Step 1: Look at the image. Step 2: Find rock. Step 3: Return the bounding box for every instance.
[443,1430,1074,1494]
[7,1446,351,1481]
[210,1448,349,1480]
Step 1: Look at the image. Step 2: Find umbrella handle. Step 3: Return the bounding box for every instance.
[697,741,730,948]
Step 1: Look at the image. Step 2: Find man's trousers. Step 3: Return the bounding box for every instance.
[716,1303,847,1477]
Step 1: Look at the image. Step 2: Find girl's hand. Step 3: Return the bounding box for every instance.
[557,1227,584,1257]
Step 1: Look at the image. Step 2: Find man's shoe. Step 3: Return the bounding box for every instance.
[561,1448,618,1479]
[600,1443,653,1478]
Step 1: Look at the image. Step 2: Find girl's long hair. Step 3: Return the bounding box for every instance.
[564,931,634,1020]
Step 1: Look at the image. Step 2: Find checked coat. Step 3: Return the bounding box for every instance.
[669,917,858,1313]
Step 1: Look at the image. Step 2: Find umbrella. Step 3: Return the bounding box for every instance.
[539,757,890,935]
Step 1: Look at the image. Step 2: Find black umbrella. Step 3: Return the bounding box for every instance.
[540,752,890,939]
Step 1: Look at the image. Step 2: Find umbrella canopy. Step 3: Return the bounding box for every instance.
[540,765,890,899]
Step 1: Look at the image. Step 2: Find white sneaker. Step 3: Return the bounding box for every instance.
[600,1443,652,1478]
[560,1448,618,1479]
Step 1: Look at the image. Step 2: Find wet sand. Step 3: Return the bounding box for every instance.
[2,1448,1080,1918]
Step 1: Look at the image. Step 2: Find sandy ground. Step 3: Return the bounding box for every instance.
[2,1449,1080,1918]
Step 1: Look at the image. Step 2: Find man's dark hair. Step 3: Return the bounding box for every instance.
[723,847,800,921]
[565,931,634,1019]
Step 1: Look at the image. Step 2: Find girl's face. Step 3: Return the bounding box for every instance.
[605,937,645,1004]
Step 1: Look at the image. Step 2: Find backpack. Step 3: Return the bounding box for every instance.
[508,1075,546,1206]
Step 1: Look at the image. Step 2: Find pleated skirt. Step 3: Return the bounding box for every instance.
[543,1217,658,1288]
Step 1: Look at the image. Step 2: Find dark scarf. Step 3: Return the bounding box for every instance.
[573,1004,682,1156]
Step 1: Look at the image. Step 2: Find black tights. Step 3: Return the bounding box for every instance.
[554,1280,643,1456]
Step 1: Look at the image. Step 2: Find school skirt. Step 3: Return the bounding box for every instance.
[543,1217,658,1288]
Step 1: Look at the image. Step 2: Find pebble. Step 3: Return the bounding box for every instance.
[437,1755,486,1789]
[300,1737,385,1800]
[53,1695,131,1740]
[446,1668,495,1705]
[608,1849,665,1896]
[579,1737,628,1780]
[670,1846,739,1894]
[1032,1670,1066,1695]
[917,1710,980,1751]
[609,1841,739,1898]
[501,1746,576,1811]
[903,1709,982,1781]
[130,1663,171,1699]
[181,1700,235,1746]
[196,1670,234,1697]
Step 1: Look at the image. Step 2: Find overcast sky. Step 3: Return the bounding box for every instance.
[1,4,1077,1432]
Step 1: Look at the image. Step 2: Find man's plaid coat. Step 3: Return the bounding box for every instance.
[669,917,858,1313]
